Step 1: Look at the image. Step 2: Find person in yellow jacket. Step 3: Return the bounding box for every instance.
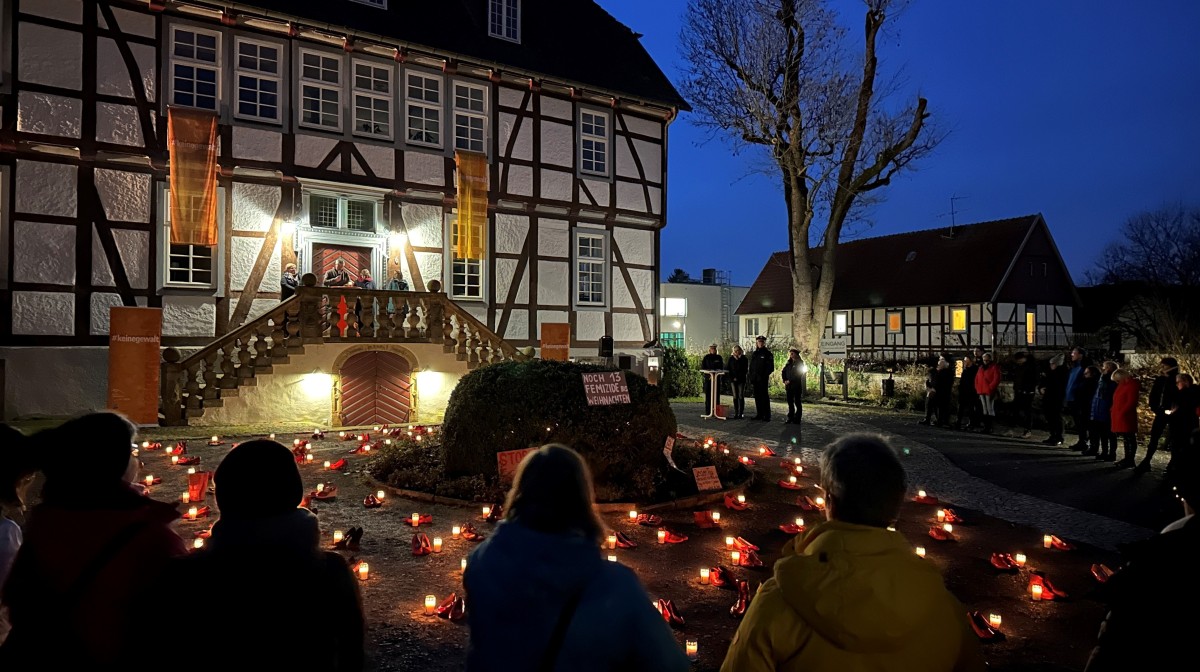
[720,434,986,672]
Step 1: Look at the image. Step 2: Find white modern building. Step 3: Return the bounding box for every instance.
[658,269,748,352]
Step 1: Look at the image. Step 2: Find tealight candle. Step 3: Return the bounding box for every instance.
[942,523,953,534]
[1043,534,1053,549]
[186,467,196,475]
[424,595,437,615]
[316,483,325,493]
[725,536,735,549]
[1014,553,1027,567]
[795,517,805,528]
[432,537,443,553]
[411,513,421,527]
[211,436,219,443]
[657,530,667,544]
[193,538,204,549]
[918,489,927,499]
[699,568,710,585]
[269,433,276,440]
[376,490,386,500]
[936,509,947,523]
[794,457,802,465]
[144,475,154,486]
[711,512,721,523]
[607,555,618,562]
[606,534,617,550]
[686,641,698,661]
[306,454,314,462]
[814,496,825,508]
[181,493,190,504]
[357,563,369,581]
[339,431,346,438]
[989,613,1002,628]
[333,530,344,543]
[294,438,301,446]
[1031,583,1043,601]
[482,506,492,518]
[887,525,896,532]
[187,506,198,520]
[171,456,179,465]
[460,558,467,572]
[628,509,638,520]
[915,546,926,558]
[323,460,331,469]
[731,550,741,564]
[736,495,746,505]
[789,475,797,485]
[452,526,462,539]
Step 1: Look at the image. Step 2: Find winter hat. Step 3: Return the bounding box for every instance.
[38,412,137,486]
[215,440,304,519]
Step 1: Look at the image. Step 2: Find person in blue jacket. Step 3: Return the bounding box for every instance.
[464,444,689,672]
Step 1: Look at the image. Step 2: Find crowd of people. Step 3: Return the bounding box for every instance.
[700,335,806,425]
[1,410,1197,670]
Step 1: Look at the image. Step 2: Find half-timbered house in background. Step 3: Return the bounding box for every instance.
[735,215,1081,360]
[0,0,686,425]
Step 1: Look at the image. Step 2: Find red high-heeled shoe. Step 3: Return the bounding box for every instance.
[738,549,764,567]
[730,580,750,618]
[724,493,748,511]
[663,530,689,544]
[1050,535,1074,551]
[757,445,776,457]
[797,496,818,512]
[709,565,732,588]
[615,531,638,549]
[461,523,486,542]
[734,537,759,552]
[327,458,348,471]
[968,610,1005,641]
[312,483,338,500]
[1029,571,1068,599]
[412,532,432,556]
[347,526,364,551]
[437,593,467,622]
[693,511,717,529]
[1091,563,1115,583]
[914,492,939,505]
[778,478,802,490]
[928,526,955,542]
[635,513,662,527]
[363,494,382,509]
[486,504,503,524]
[177,455,201,466]
[144,476,162,486]
[778,522,805,535]
[167,442,187,456]
[942,508,965,524]
[989,553,1018,571]
[660,598,685,627]
[312,430,325,440]
[738,455,756,466]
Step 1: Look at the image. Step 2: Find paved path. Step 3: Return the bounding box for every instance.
[675,400,1168,552]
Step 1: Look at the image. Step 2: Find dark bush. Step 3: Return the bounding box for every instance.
[368,435,507,503]
[661,345,703,399]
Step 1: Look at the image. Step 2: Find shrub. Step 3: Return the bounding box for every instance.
[662,345,703,398]
[368,434,506,503]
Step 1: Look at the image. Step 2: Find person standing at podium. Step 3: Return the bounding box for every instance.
[701,344,725,417]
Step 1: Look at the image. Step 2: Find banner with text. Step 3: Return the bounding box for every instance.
[108,307,163,425]
[692,466,722,492]
[582,371,631,406]
[497,447,537,484]
[540,322,571,361]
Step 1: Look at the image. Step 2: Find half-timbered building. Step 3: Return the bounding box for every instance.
[735,215,1081,359]
[0,0,685,425]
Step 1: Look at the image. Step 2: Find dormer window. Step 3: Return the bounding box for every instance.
[489,0,521,43]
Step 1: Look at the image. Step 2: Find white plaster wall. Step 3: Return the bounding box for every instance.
[247,298,278,322]
[97,103,147,147]
[495,259,528,305]
[403,204,443,248]
[16,161,77,217]
[613,227,652,267]
[613,273,637,310]
[414,252,443,288]
[537,311,569,339]
[163,296,216,338]
[295,134,338,168]
[404,151,444,186]
[634,139,661,182]
[539,169,572,202]
[13,221,75,285]
[540,120,572,167]
[232,183,281,232]
[495,213,529,254]
[92,227,149,289]
[623,114,663,140]
[19,23,82,90]
[355,142,395,180]
[96,38,156,101]
[499,87,525,109]
[537,219,569,258]
[12,291,74,336]
[504,309,529,341]
[581,178,609,207]
[648,187,662,215]
[230,237,280,292]
[17,92,81,138]
[106,7,157,38]
[541,97,572,120]
[629,268,654,308]
[616,138,640,180]
[577,310,605,341]
[506,165,533,196]
[616,181,647,213]
[613,313,644,343]
[537,261,568,305]
[96,169,151,222]
[90,292,124,336]
[22,0,81,22]
[0,347,109,419]
[499,113,533,161]
[232,126,283,162]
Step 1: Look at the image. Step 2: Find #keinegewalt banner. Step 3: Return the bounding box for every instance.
[108,307,163,425]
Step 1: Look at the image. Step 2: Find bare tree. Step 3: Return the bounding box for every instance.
[680,0,940,355]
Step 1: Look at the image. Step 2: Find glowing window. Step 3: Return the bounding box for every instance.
[659,298,687,317]
[951,308,967,333]
[833,312,848,335]
[887,311,902,333]
[1026,311,1036,345]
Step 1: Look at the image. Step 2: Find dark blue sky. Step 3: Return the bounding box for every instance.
[601,0,1200,287]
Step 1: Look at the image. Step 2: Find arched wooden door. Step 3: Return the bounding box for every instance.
[339,351,413,426]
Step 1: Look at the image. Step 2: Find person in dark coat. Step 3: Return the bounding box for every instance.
[782,348,805,425]
[956,355,979,430]
[158,440,364,671]
[725,345,749,419]
[1139,357,1181,472]
[933,357,955,426]
[1065,347,1095,449]
[1012,351,1040,438]
[1039,354,1070,446]
[323,258,353,287]
[0,413,186,668]
[747,336,775,421]
[1073,365,1101,454]
[700,344,725,417]
[1167,374,1200,457]
[1084,432,1200,672]
[1086,362,1118,460]
[281,263,300,300]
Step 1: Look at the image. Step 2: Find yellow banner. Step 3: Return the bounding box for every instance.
[167,107,220,247]
[454,151,488,260]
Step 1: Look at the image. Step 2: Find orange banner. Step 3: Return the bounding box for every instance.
[108,307,163,426]
[167,107,219,246]
[454,151,488,260]
[540,323,571,361]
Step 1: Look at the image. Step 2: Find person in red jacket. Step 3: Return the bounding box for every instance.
[974,352,1002,433]
[1111,369,1143,468]
[0,413,186,668]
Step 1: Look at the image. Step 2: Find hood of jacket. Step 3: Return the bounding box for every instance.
[774,521,953,653]
[467,519,603,598]
[206,507,320,555]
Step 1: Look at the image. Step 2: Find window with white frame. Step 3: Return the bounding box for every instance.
[833,311,848,335]
[453,82,487,153]
[745,318,760,338]
[450,215,484,300]
[170,26,220,110]
[162,190,215,287]
[575,231,606,306]
[406,73,441,147]
[308,194,377,232]
[488,0,520,42]
[659,297,687,317]
[234,38,281,122]
[353,60,392,139]
[300,51,342,130]
[579,110,609,176]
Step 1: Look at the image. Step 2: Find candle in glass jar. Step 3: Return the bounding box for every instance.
[725,536,735,549]
[1014,553,1027,567]
[211,436,219,443]
[306,453,314,463]
[144,475,154,486]
[789,475,798,485]
[686,641,698,662]
[607,555,618,562]
[915,546,926,558]
[193,538,204,549]
[411,513,421,527]
[376,490,386,500]
[657,530,666,544]
[1043,534,1053,549]
[1031,583,1043,601]
[989,613,1002,628]
[606,534,617,550]
[357,563,369,581]
[736,495,746,505]
[181,493,190,504]
[942,523,953,534]
[142,441,150,449]
[814,496,825,508]
[711,511,721,523]
[187,506,198,520]
[628,509,638,520]
[460,558,467,572]
[918,489,927,499]
[936,509,947,523]
[186,467,196,475]
[699,568,710,585]
[482,506,491,518]
[316,483,325,493]
[452,526,462,539]
[323,460,331,469]
[333,530,344,543]
[269,433,276,440]
[795,517,805,529]
[432,537,443,553]
[171,455,179,465]
[731,550,741,565]
[423,595,437,615]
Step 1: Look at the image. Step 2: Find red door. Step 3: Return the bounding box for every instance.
[339,351,413,426]
[312,243,372,285]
